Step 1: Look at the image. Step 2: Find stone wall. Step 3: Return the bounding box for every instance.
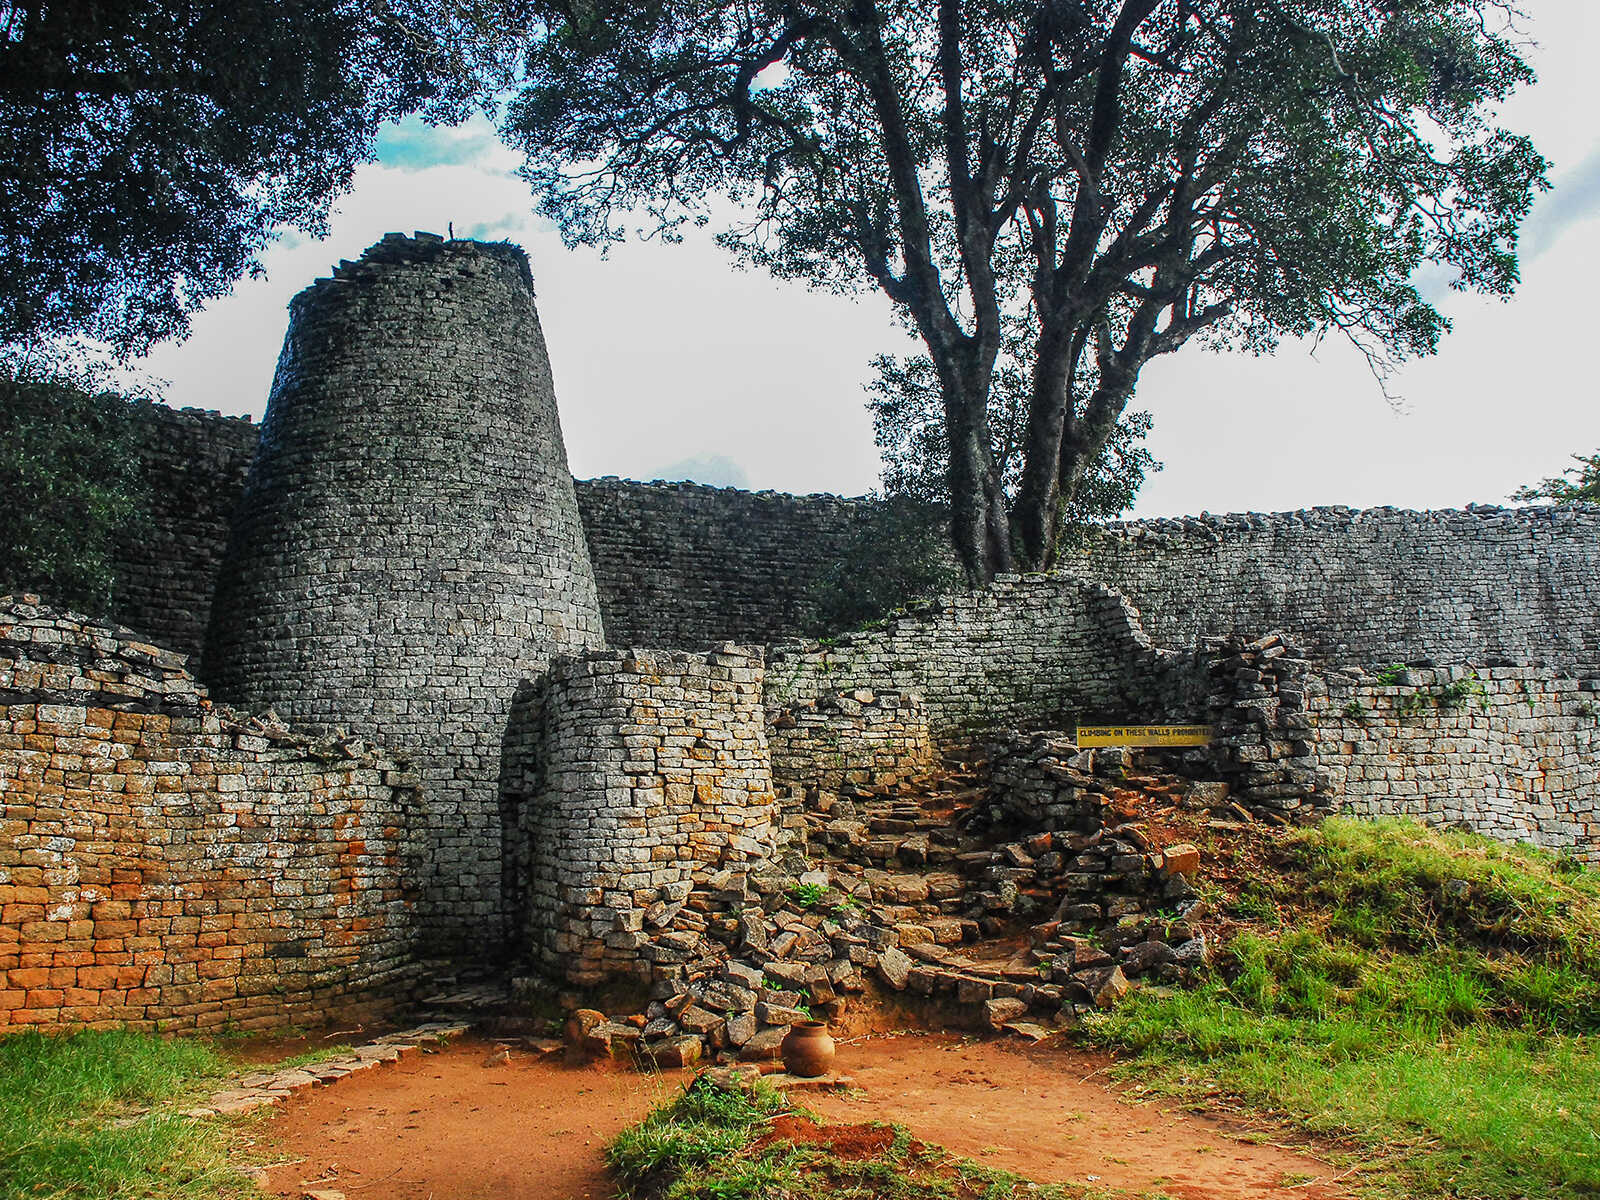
[204,235,606,958]
[573,478,868,648]
[502,645,776,989]
[14,388,1597,683]
[1309,665,1600,860]
[1203,633,1331,819]
[765,575,1206,741]
[767,688,936,794]
[1081,506,1600,676]
[0,598,424,1034]
[114,401,260,663]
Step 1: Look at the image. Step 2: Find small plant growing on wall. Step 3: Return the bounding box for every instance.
[1398,691,1433,717]
[1342,699,1368,722]
[1436,674,1489,711]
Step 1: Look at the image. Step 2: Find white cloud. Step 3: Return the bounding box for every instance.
[140,0,1599,517]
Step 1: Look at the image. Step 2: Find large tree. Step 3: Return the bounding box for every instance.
[501,0,1545,581]
[868,313,1159,533]
[0,0,498,357]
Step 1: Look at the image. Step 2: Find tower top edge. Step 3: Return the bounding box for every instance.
[289,232,535,313]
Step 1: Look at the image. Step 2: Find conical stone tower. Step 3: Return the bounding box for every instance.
[206,233,605,957]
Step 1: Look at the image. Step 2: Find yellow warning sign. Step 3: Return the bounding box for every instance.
[1075,724,1213,748]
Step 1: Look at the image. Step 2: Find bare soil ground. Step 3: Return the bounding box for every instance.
[252,1033,1349,1200]
[806,1032,1351,1200]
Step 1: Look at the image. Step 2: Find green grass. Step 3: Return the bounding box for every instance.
[268,1043,352,1071]
[1086,817,1600,1199]
[0,1030,256,1199]
[609,1075,1109,1199]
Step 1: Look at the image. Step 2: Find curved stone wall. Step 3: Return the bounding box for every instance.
[114,401,260,663]
[574,478,869,647]
[0,597,423,1033]
[205,234,605,955]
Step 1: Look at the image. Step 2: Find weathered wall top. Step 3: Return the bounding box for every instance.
[1081,503,1600,677]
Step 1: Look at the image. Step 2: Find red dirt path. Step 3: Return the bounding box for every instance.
[254,1034,1351,1199]
[806,1032,1351,1200]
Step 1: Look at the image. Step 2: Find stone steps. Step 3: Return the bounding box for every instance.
[549,740,1220,1063]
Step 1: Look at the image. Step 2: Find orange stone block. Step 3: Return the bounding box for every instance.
[1160,843,1203,877]
[77,966,119,989]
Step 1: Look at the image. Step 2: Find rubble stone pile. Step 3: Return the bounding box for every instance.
[546,735,1222,1064]
[1204,632,1331,818]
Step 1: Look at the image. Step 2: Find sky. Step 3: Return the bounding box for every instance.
[138,1,1600,517]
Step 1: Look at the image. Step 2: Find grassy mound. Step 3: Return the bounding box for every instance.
[1089,817,1600,1199]
[0,1030,252,1199]
[609,1075,1098,1200]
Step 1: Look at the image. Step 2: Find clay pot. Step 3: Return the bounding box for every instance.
[780,1020,836,1078]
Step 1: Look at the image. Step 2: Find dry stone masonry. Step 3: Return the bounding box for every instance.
[501,646,776,988]
[767,687,936,795]
[109,401,260,663]
[1081,506,1600,678]
[1309,665,1600,859]
[765,574,1206,740]
[574,479,868,647]
[2,229,1598,1040]
[204,235,605,956]
[1204,633,1331,818]
[0,597,423,1033]
[13,390,1599,689]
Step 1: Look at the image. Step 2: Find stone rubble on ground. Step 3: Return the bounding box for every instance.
[539,734,1233,1066]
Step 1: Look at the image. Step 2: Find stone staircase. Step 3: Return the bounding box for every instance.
[520,737,1223,1067]
[788,740,1213,1032]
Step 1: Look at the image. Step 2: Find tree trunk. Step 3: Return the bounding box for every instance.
[937,360,992,586]
[982,456,1013,575]
[1012,315,1081,569]
[1057,364,1136,528]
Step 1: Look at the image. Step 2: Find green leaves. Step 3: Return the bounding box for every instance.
[0,372,149,615]
[1511,451,1600,505]
[0,0,490,356]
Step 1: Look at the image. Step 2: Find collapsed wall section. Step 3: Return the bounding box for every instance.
[0,598,423,1034]
[1082,506,1600,676]
[766,574,1206,741]
[501,646,775,989]
[205,234,605,956]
